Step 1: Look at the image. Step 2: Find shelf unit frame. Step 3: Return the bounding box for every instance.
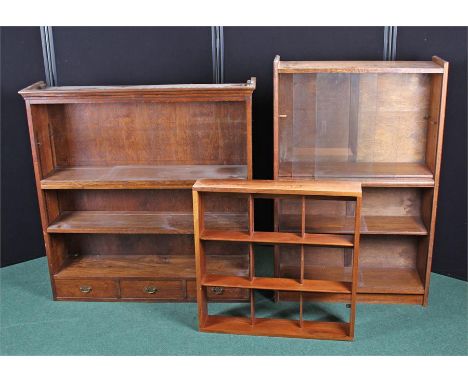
[19,79,255,302]
[273,56,449,306]
[193,179,362,340]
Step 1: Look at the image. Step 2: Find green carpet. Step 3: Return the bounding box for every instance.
[0,257,467,355]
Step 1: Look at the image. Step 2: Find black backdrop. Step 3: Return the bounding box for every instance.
[1,26,466,280]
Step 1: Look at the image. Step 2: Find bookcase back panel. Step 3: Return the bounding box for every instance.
[279,237,418,270]
[278,73,433,178]
[64,234,194,257]
[58,190,193,212]
[46,101,247,166]
[360,236,418,269]
[280,246,349,268]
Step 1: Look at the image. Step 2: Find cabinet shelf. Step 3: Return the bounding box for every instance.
[55,254,249,280]
[201,230,354,247]
[41,165,248,190]
[202,316,351,341]
[48,211,248,235]
[280,265,424,295]
[279,162,435,187]
[279,215,428,235]
[202,274,351,293]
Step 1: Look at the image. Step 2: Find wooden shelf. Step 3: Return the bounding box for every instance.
[201,316,351,341]
[280,265,424,295]
[279,162,435,187]
[357,268,425,294]
[202,275,351,293]
[55,254,249,280]
[279,215,428,235]
[48,211,247,234]
[193,179,362,197]
[41,165,248,189]
[201,230,354,247]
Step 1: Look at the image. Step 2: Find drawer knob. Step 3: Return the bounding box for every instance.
[144,286,158,294]
[79,285,92,294]
[211,286,225,295]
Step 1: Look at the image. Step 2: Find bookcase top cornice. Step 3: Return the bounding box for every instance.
[19,78,256,102]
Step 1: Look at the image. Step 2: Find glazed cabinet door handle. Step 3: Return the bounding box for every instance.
[144,286,158,294]
[79,285,92,294]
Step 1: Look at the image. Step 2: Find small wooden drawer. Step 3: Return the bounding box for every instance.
[55,279,118,299]
[186,280,248,300]
[120,280,184,299]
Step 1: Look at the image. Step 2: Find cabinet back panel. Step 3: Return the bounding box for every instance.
[279,188,423,217]
[64,234,194,256]
[360,236,418,268]
[47,101,247,166]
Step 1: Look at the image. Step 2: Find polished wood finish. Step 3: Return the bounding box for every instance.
[273,57,448,306]
[193,179,362,340]
[20,79,255,301]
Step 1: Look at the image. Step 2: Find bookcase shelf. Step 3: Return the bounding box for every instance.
[41,165,248,190]
[202,316,351,341]
[55,254,249,280]
[280,265,424,295]
[20,79,255,301]
[202,275,352,293]
[201,230,354,247]
[48,211,248,235]
[193,179,362,340]
[279,215,428,235]
[273,56,449,306]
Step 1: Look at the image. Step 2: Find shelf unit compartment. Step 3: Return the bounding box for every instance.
[47,189,249,234]
[202,315,351,341]
[54,234,249,280]
[278,188,429,235]
[277,71,438,181]
[279,236,424,297]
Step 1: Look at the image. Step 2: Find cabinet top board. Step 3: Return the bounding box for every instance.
[274,55,447,74]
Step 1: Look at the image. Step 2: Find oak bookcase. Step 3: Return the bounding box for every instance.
[193,179,362,340]
[19,79,255,301]
[273,56,449,306]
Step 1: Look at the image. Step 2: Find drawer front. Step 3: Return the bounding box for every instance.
[187,280,248,300]
[55,279,118,299]
[120,280,184,299]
